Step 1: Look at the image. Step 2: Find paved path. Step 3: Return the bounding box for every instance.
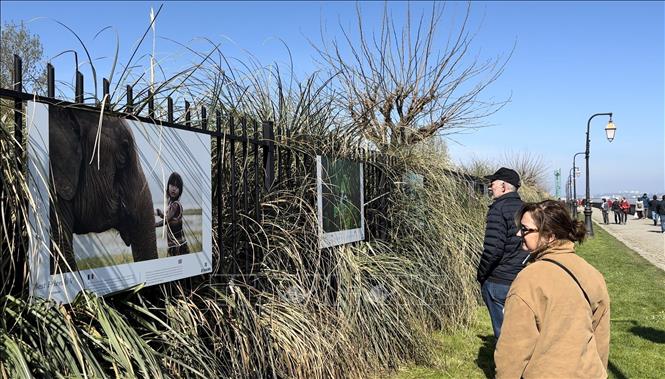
[590,210,665,271]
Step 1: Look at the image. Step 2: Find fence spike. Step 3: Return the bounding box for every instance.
[126,85,134,113]
[148,90,155,119]
[47,63,55,98]
[185,100,191,127]
[75,70,83,103]
[167,97,174,123]
[102,78,110,108]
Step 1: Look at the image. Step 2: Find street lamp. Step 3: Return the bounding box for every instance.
[584,113,615,236]
[568,168,576,214]
[605,120,616,142]
[572,152,584,218]
[566,175,571,203]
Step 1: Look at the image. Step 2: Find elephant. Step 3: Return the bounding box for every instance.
[49,105,158,274]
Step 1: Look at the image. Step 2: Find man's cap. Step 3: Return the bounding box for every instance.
[485,167,520,188]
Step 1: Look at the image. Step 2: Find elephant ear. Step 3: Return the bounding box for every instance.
[50,107,82,201]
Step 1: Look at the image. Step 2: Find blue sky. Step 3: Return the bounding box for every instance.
[2,1,663,195]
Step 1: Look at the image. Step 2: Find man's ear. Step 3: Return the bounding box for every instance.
[50,107,82,201]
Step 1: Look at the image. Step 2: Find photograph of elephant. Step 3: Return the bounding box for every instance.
[48,105,209,274]
[316,156,364,248]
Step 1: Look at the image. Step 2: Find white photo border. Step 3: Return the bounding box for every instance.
[26,101,212,304]
[316,155,365,249]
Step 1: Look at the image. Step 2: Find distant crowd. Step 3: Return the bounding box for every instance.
[600,193,665,233]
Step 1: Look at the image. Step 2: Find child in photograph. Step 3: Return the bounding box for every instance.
[155,172,190,256]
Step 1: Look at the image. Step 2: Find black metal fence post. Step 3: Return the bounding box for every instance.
[241,118,249,275]
[75,70,83,104]
[184,100,191,127]
[276,124,283,188]
[13,55,22,148]
[167,97,174,123]
[362,148,368,241]
[126,85,133,113]
[229,116,237,265]
[47,63,55,98]
[262,121,275,191]
[215,110,224,267]
[148,91,154,119]
[253,120,260,222]
[102,78,110,108]
[12,54,24,295]
[252,120,262,290]
[285,126,292,186]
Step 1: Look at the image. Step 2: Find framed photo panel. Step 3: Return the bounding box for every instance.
[316,155,365,248]
[27,101,212,303]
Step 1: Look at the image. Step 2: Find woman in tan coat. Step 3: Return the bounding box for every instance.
[495,200,610,379]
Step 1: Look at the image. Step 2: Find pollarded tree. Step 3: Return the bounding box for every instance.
[315,2,512,151]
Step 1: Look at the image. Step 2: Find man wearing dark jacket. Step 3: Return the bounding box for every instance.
[649,195,660,226]
[477,167,529,339]
[641,193,650,219]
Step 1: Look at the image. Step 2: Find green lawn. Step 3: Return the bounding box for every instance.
[392,224,665,379]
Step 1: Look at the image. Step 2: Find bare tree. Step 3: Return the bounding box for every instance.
[314,2,512,150]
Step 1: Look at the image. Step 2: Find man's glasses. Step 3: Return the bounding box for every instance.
[519,225,538,236]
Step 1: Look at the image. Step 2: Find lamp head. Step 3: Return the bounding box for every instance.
[605,119,616,142]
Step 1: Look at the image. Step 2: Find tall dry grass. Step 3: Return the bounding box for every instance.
[459,152,550,202]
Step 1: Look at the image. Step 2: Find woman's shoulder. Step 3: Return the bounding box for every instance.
[511,256,582,288]
[510,263,548,291]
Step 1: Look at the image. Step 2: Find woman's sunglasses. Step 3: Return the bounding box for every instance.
[519,225,538,236]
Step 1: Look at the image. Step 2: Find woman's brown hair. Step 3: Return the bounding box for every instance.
[516,200,587,243]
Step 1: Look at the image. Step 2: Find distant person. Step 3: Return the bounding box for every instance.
[641,193,650,219]
[649,195,660,226]
[635,198,644,219]
[155,172,190,256]
[601,198,610,224]
[495,200,610,379]
[619,197,630,224]
[658,195,665,233]
[477,167,529,339]
[612,197,621,224]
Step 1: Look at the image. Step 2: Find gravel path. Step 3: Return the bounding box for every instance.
[590,209,665,271]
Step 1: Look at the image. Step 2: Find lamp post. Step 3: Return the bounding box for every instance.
[572,152,584,218]
[568,168,576,215]
[584,113,616,236]
[566,175,571,203]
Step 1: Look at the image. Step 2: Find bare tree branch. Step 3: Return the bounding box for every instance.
[312,2,512,151]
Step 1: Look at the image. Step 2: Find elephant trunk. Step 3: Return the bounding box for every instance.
[127,187,159,262]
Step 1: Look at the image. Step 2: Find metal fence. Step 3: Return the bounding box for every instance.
[0,54,487,296]
[0,54,401,292]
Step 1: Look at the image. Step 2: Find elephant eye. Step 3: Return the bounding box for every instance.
[117,139,130,168]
